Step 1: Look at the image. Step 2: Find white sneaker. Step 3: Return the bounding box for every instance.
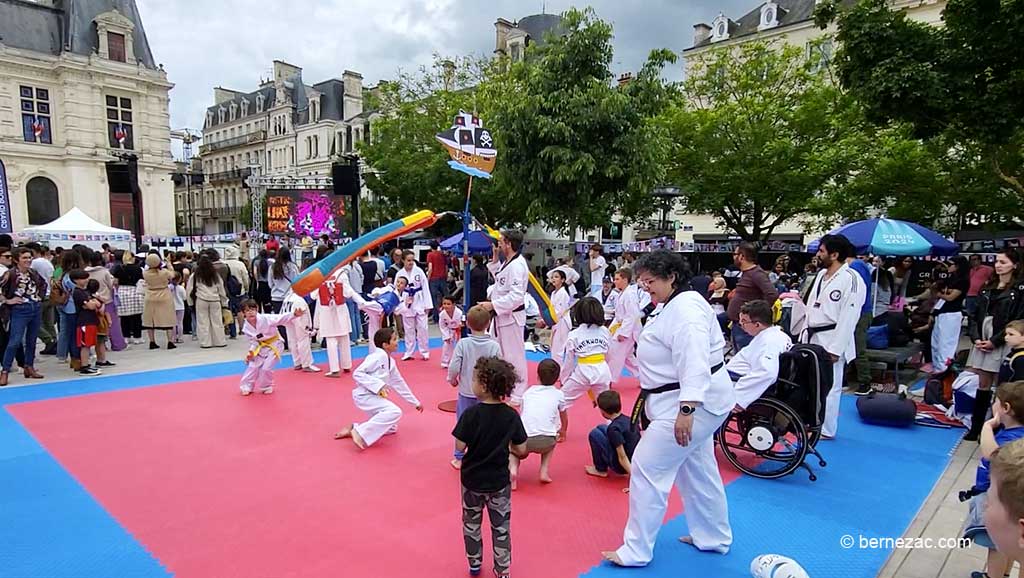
[303,365,321,373]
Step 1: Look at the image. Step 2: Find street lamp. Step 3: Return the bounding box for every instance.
[651,186,683,234]
[172,128,201,250]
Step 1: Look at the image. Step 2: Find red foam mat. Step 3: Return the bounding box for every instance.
[10,356,739,578]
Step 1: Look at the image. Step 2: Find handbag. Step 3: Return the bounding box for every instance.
[222,307,234,326]
[97,310,111,336]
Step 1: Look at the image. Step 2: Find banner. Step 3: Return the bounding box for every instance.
[0,158,11,234]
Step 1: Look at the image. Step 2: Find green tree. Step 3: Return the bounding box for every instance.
[664,40,864,243]
[358,55,526,228]
[485,8,676,241]
[817,0,1024,200]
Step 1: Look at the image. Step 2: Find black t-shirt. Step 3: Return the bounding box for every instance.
[73,287,99,326]
[1000,348,1024,384]
[607,414,640,461]
[452,403,528,493]
[113,263,143,287]
[937,277,970,314]
[360,260,378,295]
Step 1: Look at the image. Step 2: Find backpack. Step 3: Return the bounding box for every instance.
[225,271,242,297]
[856,391,917,428]
[774,343,833,427]
[49,277,69,306]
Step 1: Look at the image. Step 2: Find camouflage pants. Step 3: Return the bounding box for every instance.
[461,484,512,575]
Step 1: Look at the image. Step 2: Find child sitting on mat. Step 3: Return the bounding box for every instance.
[509,359,567,489]
[586,390,639,483]
[452,356,528,578]
[239,298,304,396]
[447,305,502,470]
[335,328,423,450]
[963,380,1024,578]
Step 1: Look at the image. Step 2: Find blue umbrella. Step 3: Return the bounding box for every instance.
[807,218,958,256]
[439,230,495,254]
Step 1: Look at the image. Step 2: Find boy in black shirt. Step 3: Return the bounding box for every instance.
[586,390,640,479]
[71,271,102,376]
[452,356,528,578]
[999,320,1024,384]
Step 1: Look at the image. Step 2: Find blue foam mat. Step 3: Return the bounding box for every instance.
[582,395,963,578]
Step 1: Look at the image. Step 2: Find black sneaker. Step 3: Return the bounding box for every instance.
[96,360,116,367]
[79,367,100,376]
[853,385,872,396]
[149,342,159,350]
[167,342,177,350]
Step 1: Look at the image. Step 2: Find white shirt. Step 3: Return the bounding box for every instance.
[802,264,861,362]
[637,291,734,417]
[172,284,186,311]
[353,348,421,406]
[603,289,619,321]
[520,385,566,437]
[31,257,54,297]
[487,254,529,328]
[727,326,792,409]
[549,265,579,298]
[282,291,313,333]
[550,286,572,330]
[439,306,464,340]
[560,323,611,381]
[396,265,432,312]
[611,284,642,341]
[243,312,293,356]
[524,294,539,318]
[346,262,364,292]
[590,255,607,293]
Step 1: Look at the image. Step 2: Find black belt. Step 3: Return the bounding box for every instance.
[491,304,525,317]
[806,323,836,338]
[629,362,724,431]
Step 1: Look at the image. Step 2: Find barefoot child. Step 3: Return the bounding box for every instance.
[548,270,573,364]
[452,356,528,578]
[239,298,304,395]
[283,289,318,373]
[963,380,1024,578]
[396,250,432,361]
[439,295,464,369]
[335,328,423,449]
[586,390,640,482]
[447,305,502,469]
[510,359,567,489]
[364,278,403,354]
[559,296,612,438]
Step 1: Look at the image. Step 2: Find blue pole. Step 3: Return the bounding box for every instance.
[462,176,473,337]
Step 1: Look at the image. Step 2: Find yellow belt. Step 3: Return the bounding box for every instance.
[609,321,622,336]
[578,354,606,364]
[250,337,281,359]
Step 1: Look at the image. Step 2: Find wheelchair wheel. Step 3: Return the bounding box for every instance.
[716,398,809,480]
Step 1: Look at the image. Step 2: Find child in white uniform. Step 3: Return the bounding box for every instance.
[239,299,304,395]
[313,269,368,376]
[282,289,318,372]
[607,268,642,385]
[395,250,432,361]
[548,270,573,364]
[364,279,403,354]
[334,327,423,449]
[559,296,612,439]
[438,295,464,368]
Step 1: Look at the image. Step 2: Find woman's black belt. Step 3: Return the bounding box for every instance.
[630,362,724,431]
[805,323,837,338]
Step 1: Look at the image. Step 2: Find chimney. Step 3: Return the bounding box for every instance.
[617,72,634,87]
[343,70,364,118]
[494,18,514,55]
[213,87,241,104]
[273,60,302,83]
[693,23,712,45]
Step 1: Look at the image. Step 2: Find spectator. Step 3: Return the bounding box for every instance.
[223,246,251,338]
[114,250,145,345]
[427,241,448,324]
[345,260,364,344]
[141,254,177,350]
[85,250,120,355]
[690,269,711,301]
[269,248,299,347]
[726,242,779,352]
[28,243,57,355]
[968,254,995,323]
[186,255,228,349]
[251,249,272,312]
[846,255,874,395]
[0,248,46,385]
[469,254,490,308]
[56,250,83,367]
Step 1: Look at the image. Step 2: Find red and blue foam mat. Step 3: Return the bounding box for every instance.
[1,340,963,578]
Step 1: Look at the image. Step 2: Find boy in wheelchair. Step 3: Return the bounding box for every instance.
[726,300,793,410]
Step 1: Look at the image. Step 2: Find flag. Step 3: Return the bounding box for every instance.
[0,159,11,234]
[32,118,44,138]
[114,124,126,145]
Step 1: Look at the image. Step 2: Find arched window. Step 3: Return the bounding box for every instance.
[26,176,59,224]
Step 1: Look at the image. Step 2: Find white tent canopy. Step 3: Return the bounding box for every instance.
[22,207,133,250]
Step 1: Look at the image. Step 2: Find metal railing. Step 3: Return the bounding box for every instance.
[206,167,252,183]
[199,130,266,154]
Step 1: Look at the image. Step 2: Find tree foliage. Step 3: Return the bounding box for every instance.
[485,8,676,239]
[665,41,864,243]
[817,0,1024,199]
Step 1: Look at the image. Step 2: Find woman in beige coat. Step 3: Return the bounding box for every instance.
[142,254,177,349]
[186,255,229,348]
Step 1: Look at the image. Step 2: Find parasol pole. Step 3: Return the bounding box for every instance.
[462,175,474,337]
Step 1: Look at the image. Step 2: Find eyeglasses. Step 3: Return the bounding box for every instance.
[0,254,11,259]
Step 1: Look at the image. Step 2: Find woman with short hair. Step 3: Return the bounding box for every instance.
[141,253,177,349]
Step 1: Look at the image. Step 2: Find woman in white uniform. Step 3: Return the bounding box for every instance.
[603,251,734,567]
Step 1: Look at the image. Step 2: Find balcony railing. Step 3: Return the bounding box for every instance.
[199,130,266,154]
[206,167,252,183]
[211,206,243,218]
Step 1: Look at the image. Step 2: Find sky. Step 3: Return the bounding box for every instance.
[137,0,754,154]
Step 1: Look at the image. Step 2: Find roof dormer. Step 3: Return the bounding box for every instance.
[758,1,781,31]
[218,107,226,124]
[240,98,249,118]
[94,9,136,64]
[711,13,731,43]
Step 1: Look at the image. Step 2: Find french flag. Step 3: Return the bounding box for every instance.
[114,124,126,145]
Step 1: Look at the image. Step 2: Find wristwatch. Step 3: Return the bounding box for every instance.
[678,403,696,416]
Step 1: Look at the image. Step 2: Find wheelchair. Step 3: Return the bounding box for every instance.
[715,344,831,481]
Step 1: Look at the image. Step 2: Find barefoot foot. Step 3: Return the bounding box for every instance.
[585,465,608,478]
[679,536,694,545]
[351,429,367,450]
[539,473,553,484]
[334,424,353,440]
[602,551,625,566]
[450,459,462,470]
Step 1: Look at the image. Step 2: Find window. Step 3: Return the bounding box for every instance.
[218,107,225,123]
[290,146,295,166]
[108,32,126,62]
[20,86,53,144]
[106,95,133,149]
[240,99,249,118]
[256,94,265,113]
[26,177,59,224]
[230,104,237,121]
[364,120,372,144]
[206,111,213,128]
[807,39,834,73]
[345,125,352,152]
[219,221,234,235]
[267,150,273,169]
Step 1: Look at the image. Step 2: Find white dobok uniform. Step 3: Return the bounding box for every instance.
[364,285,397,354]
[240,312,293,394]
[488,254,530,404]
[351,348,421,447]
[549,265,580,299]
[607,284,642,384]
[549,286,573,365]
[559,323,612,407]
[727,326,793,410]
[395,265,432,359]
[616,290,734,567]
[313,271,368,373]
[801,264,861,438]
[439,306,464,366]
[281,291,315,370]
